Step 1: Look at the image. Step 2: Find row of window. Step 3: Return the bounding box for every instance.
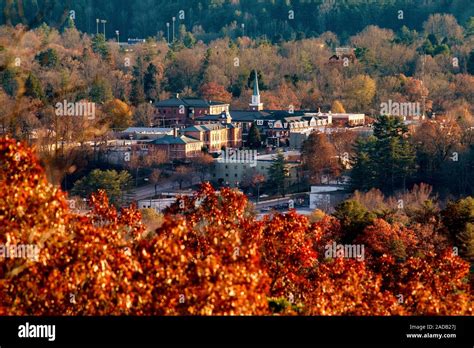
[256,120,326,128]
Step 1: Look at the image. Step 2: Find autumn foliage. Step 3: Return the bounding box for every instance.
[1,137,473,315]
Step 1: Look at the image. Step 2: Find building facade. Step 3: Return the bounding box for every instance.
[154,94,229,126]
[211,151,301,188]
[180,120,242,152]
[146,130,203,160]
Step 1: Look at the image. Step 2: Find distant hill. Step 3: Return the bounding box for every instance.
[0,0,472,42]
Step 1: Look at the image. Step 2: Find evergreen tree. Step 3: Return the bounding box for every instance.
[92,34,109,59]
[143,63,158,102]
[71,169,132,207]
[183,31,196,48]
[24,73,44,100]
[268,152,288,196]
[0,68,19,97]
[65,16,76,30]
[89,78,113,103]
[247,122,262,149]
[333,200,375,243]
[35,48,59,68]
[351,116,415,194]
[466,17,474,37]
[130,57,145,106]
[468,49,474,76]
[441,197,474,261]
[350,137,379,191]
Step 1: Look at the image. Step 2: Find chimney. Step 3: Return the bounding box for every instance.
[173,128,178,138]
[175,93,180,99]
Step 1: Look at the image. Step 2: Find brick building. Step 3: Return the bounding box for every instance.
[146,129,203,160]
[154,94,229,126]
[180,122,242,153]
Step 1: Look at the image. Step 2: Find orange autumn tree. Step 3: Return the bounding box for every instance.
[199,82,232,103]
[0,138,269,315]
[132,184,270,315]
[377,251,472,315]
[0,136,145,315]
[260,210,318,307]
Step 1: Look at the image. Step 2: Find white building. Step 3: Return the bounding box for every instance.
[137,198,176,211]
[309,185,348,212]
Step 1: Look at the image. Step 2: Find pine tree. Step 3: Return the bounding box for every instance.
[143,63,158,102]
[130,58,145,106]
[89,78,113,103]
[441,197,474,260]
[247,122,261,149]
[92,34,109,59]
[24,73,44,100]
[350,137,378,191]
[35,48,58,68]
[0,67,19,97]
[65,17,76,30]
[458,224,474,262]
[268,152,288,196]
[467,50,474,76]
[351,116,415,193]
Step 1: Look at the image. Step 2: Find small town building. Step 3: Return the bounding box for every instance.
[120,127,173,140]
[154,94,229,126]
[211,150,301,188]
[146,129,203,160]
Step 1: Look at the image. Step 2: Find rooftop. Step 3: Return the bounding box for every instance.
[147,134,202,145]
[123,127,173,134]
[155,97,229,108]
[181,124,226,132]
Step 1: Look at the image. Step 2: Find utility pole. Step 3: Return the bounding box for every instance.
[172,16,176,42]
[166,22,170,44]
[96,18,99,35]
[116,30,120,46]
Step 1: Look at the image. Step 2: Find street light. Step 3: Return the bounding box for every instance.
[241,23,245,37]
[96,18,99,35]
[101,19,107,38]
[115,30,120,46]
[172,16,176,42]
[166,22,170,44]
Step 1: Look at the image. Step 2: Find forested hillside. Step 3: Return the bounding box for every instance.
[1,0,473,41]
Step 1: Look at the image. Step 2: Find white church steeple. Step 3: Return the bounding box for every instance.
[249,69,263,111]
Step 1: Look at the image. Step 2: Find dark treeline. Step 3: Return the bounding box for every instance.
[1,0,473,42]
